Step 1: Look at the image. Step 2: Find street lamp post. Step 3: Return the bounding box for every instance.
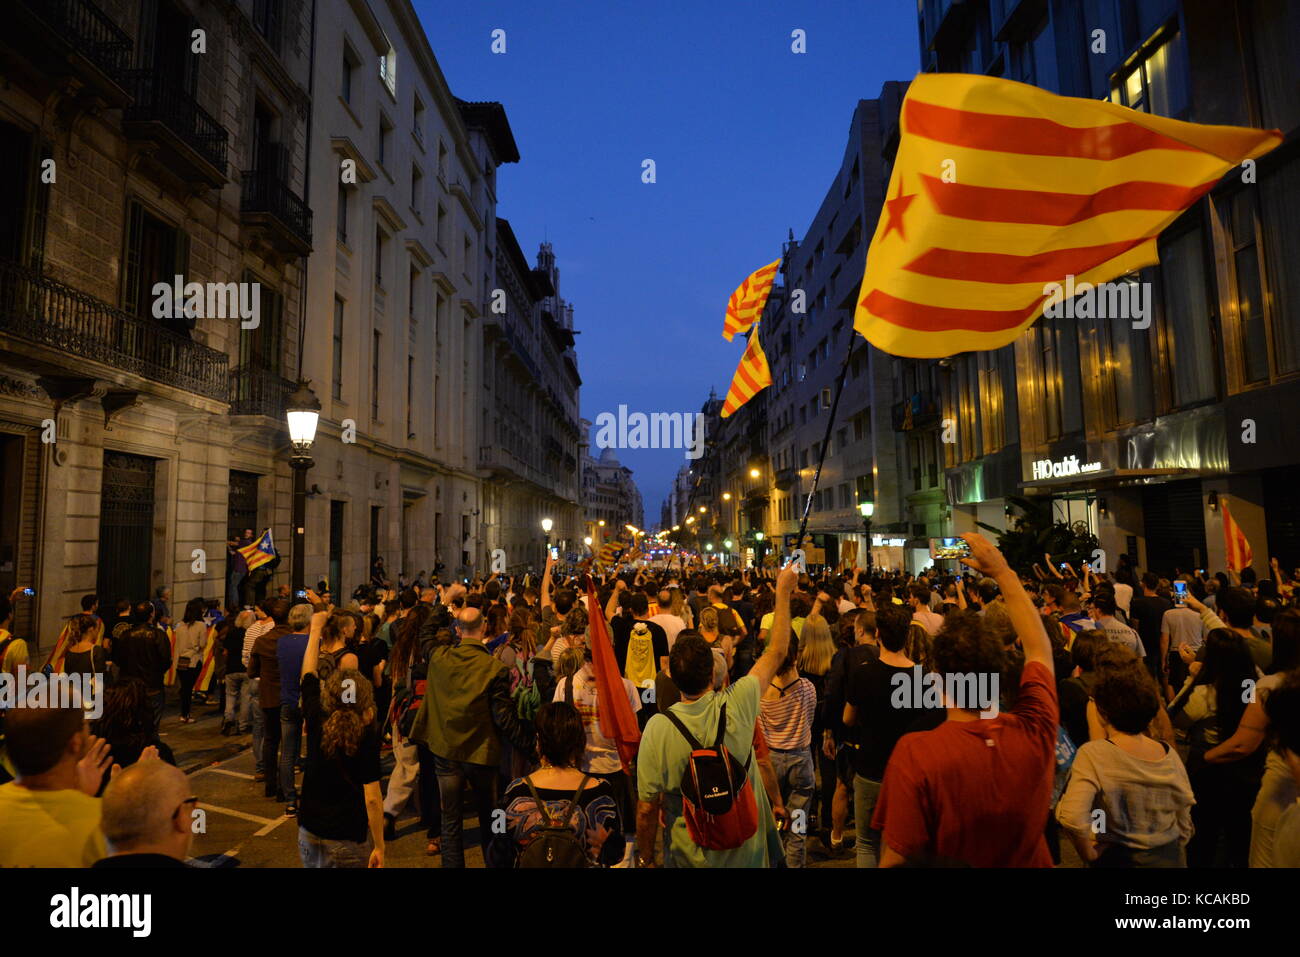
[858,501,875,577]
[541,517,553,566]
[286,380,321,596]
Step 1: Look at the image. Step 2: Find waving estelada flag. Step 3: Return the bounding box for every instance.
[1223,501,1254,573]
[597,542,626,567]
[43,615,104,671]
[164,625,177,686]
[721,326,772,418]
[855,73,1281,358]
[193,625,220,692]
[584,582,641,772]
[238,528,279,572]
[723,259,779,341]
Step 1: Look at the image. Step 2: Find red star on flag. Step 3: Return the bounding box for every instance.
[881,175,916,242]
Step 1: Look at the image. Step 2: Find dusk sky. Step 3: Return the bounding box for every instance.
[418,0,920,517]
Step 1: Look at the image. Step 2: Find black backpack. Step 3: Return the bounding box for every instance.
[516,774,591,868]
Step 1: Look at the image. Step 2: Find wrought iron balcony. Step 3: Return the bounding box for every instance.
[14,0,133,104]
[120,69,229,186]
[241,166,313,256]
[0,259,229,401]
[229,365,294,418]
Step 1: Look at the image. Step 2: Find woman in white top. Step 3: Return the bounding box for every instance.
[172,597,209,723]
[1057,657,1193,867]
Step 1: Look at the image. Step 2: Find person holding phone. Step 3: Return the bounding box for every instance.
[1161,584,1208,697]
[1131,572,1173,686]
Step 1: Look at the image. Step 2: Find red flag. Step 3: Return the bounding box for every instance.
[585,582,640,772]
[1222,501,1253,573]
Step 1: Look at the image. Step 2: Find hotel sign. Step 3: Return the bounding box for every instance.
[1030,455,1102,481]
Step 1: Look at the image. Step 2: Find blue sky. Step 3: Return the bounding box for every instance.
[417,0,920,515]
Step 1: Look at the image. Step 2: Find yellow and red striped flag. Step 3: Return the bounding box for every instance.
[722,259,779,341]
[1223,501,1253,573]
[721,326,772,418]
[193,626,220,692]
[43,615,104,672]
[854,73,1281,358]
[164,625,178,686]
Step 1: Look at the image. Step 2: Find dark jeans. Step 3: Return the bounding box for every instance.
[261,706,282,797]
[177,667,198,718]
[433,755,498,868]
[280,704,303,805]
[416,742,442,838]
[149,689,165,731]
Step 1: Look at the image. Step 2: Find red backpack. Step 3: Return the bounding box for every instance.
[661,702,758,850]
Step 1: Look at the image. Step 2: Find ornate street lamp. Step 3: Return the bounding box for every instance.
[285,380,321,596]
[858,501,875,576]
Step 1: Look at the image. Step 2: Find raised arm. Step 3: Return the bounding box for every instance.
[749,565,797,688]
[302,610,328,678]
[963,533,1052,673]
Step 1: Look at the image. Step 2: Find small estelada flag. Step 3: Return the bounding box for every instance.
[1222,501,1254,573]
[238,528,278,573]
[721,326,772,418]
[855,73,1281,358]
[723,259,779,341]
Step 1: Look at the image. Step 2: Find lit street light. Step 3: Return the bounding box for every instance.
[285,380,321,595]
[859,501,874,576]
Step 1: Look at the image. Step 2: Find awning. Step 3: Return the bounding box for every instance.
[1018,467,1193,492]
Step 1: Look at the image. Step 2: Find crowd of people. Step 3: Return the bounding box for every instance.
[2,540,1299,869]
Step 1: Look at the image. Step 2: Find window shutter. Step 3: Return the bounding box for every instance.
[122,201,145,314]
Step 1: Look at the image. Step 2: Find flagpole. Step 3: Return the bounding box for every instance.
[792,336,859,567]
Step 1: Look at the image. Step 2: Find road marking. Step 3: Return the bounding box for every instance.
[254,815,291,837]
[197,766,256,780]
[199,803,277,827]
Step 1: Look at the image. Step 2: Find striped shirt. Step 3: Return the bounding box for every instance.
[243,618,273,668]
[759,676,816,751]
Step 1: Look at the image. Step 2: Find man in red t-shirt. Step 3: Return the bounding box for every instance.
[873,532,1057,867]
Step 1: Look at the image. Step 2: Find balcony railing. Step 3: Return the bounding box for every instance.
[120,69,228,178]
[229,365,294,418]
[20,0,132,79]
[0,259,229,400]
[241,166,313,252]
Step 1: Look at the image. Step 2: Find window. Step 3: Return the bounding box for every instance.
[238,272,283,374]
[122,201,185,322]
[336,184,348,243]
[463,234,473,276]
[411,164,422,213]
[378,113,392,168]
[406,354,415,437]
[1260,158,1300,375]
[332,297,344,399]
[1228,190,1269,384]
[1110,28,1187,119]
[253,0,282,52]
[341,43,359,104]
[436,204,447,249]
[372,330,381,421]
[375,227,386,287]
[1016,15,1058,91]
[438,140,448,180]
[413,96,425,146]
[379,46,397,96]
[1158,228,1217,406]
